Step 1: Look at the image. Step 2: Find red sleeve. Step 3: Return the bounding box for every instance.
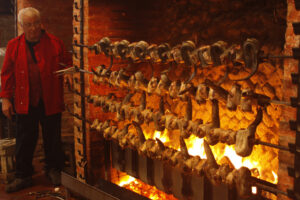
[59,40,72,69]
[0,42,15,99]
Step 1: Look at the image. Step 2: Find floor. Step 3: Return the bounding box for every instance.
[0,158,72,200]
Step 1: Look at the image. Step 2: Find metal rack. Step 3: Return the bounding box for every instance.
[72,0,88,182]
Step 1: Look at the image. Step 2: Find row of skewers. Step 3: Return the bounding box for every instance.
[75,37,261,81]
[89,65,286,112]
[89,118,254,198]
[67,36,291,199]
[87,92,262,157]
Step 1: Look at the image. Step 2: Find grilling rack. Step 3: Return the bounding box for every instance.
[64,0,300,199]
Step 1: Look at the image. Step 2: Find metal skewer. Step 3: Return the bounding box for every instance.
[251,177,289,197]
[56,63,94,75]
[69,92,296,153]
[255,140,293,152]
[270,100,291,106]
[73,42,296,59]
[254,182,288,196]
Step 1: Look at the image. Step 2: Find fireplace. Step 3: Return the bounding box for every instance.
[63,0,300,200]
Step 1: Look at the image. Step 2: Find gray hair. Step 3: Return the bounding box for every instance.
[18,7,41,25]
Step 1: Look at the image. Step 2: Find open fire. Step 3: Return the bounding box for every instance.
[145,129,278,185]
[65,1,299,200]
[114,172,177,200]
[110,127,278,200]
[85,55,282,199]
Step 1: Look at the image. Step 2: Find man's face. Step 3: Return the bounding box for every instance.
[21,14,42,42]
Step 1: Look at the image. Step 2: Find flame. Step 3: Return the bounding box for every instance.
[272,171,278,184]
[112,128,278,200]
[115,173,177,200]
[184,135,206,158]
[118,175,136,187]
[143,129,278,185]
[153,129,169,143]
[221,145,259,170]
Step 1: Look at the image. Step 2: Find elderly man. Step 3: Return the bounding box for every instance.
[1,7,72,192]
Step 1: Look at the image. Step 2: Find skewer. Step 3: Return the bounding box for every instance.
[89,118,290,198]
[74,93,296,154]
[260,55,294,59]
[55,64,93,76]
[72,66,295,109]
[255,140,293,152]
[270,100,291,106]
[252,177,289,196]
[73,42,295,60]
[73,43,91,48]
[254,182,288,196]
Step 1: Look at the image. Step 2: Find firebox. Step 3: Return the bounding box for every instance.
[62,0,300,200]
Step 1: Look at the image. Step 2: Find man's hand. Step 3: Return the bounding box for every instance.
[2,98,14,120]
[64,73,73,90]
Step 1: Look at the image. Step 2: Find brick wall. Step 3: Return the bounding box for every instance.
[73,1,300,199]
[0,14,15,47]
[277,0,300,199]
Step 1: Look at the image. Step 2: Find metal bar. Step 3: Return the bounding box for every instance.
[62,172,150,200]
[78,0,87,182]
[255,140,293,152]
[270,99,291,106]
[252,177,277,189]
[73,43,91,48]
[255,183,288,196]
[62,172,118,200]
[71,41,299,61]
[55,65,93,76]
[260,55,294,59]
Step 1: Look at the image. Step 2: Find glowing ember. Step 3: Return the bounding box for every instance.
[115,174,177,200]
[118,175,136,187]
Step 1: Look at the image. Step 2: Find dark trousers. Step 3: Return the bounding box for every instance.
[15,100,64,178]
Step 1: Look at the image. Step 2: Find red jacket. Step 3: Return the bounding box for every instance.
[0,32,72,115]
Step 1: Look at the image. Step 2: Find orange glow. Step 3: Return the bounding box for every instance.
[118,175,136,187]
[272,171,278,184]
[184,135,206,158]
[153,130,169,144]
[115,174,178,200]
[143,129,278,185]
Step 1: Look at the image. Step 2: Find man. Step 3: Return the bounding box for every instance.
[1,7,72,192]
